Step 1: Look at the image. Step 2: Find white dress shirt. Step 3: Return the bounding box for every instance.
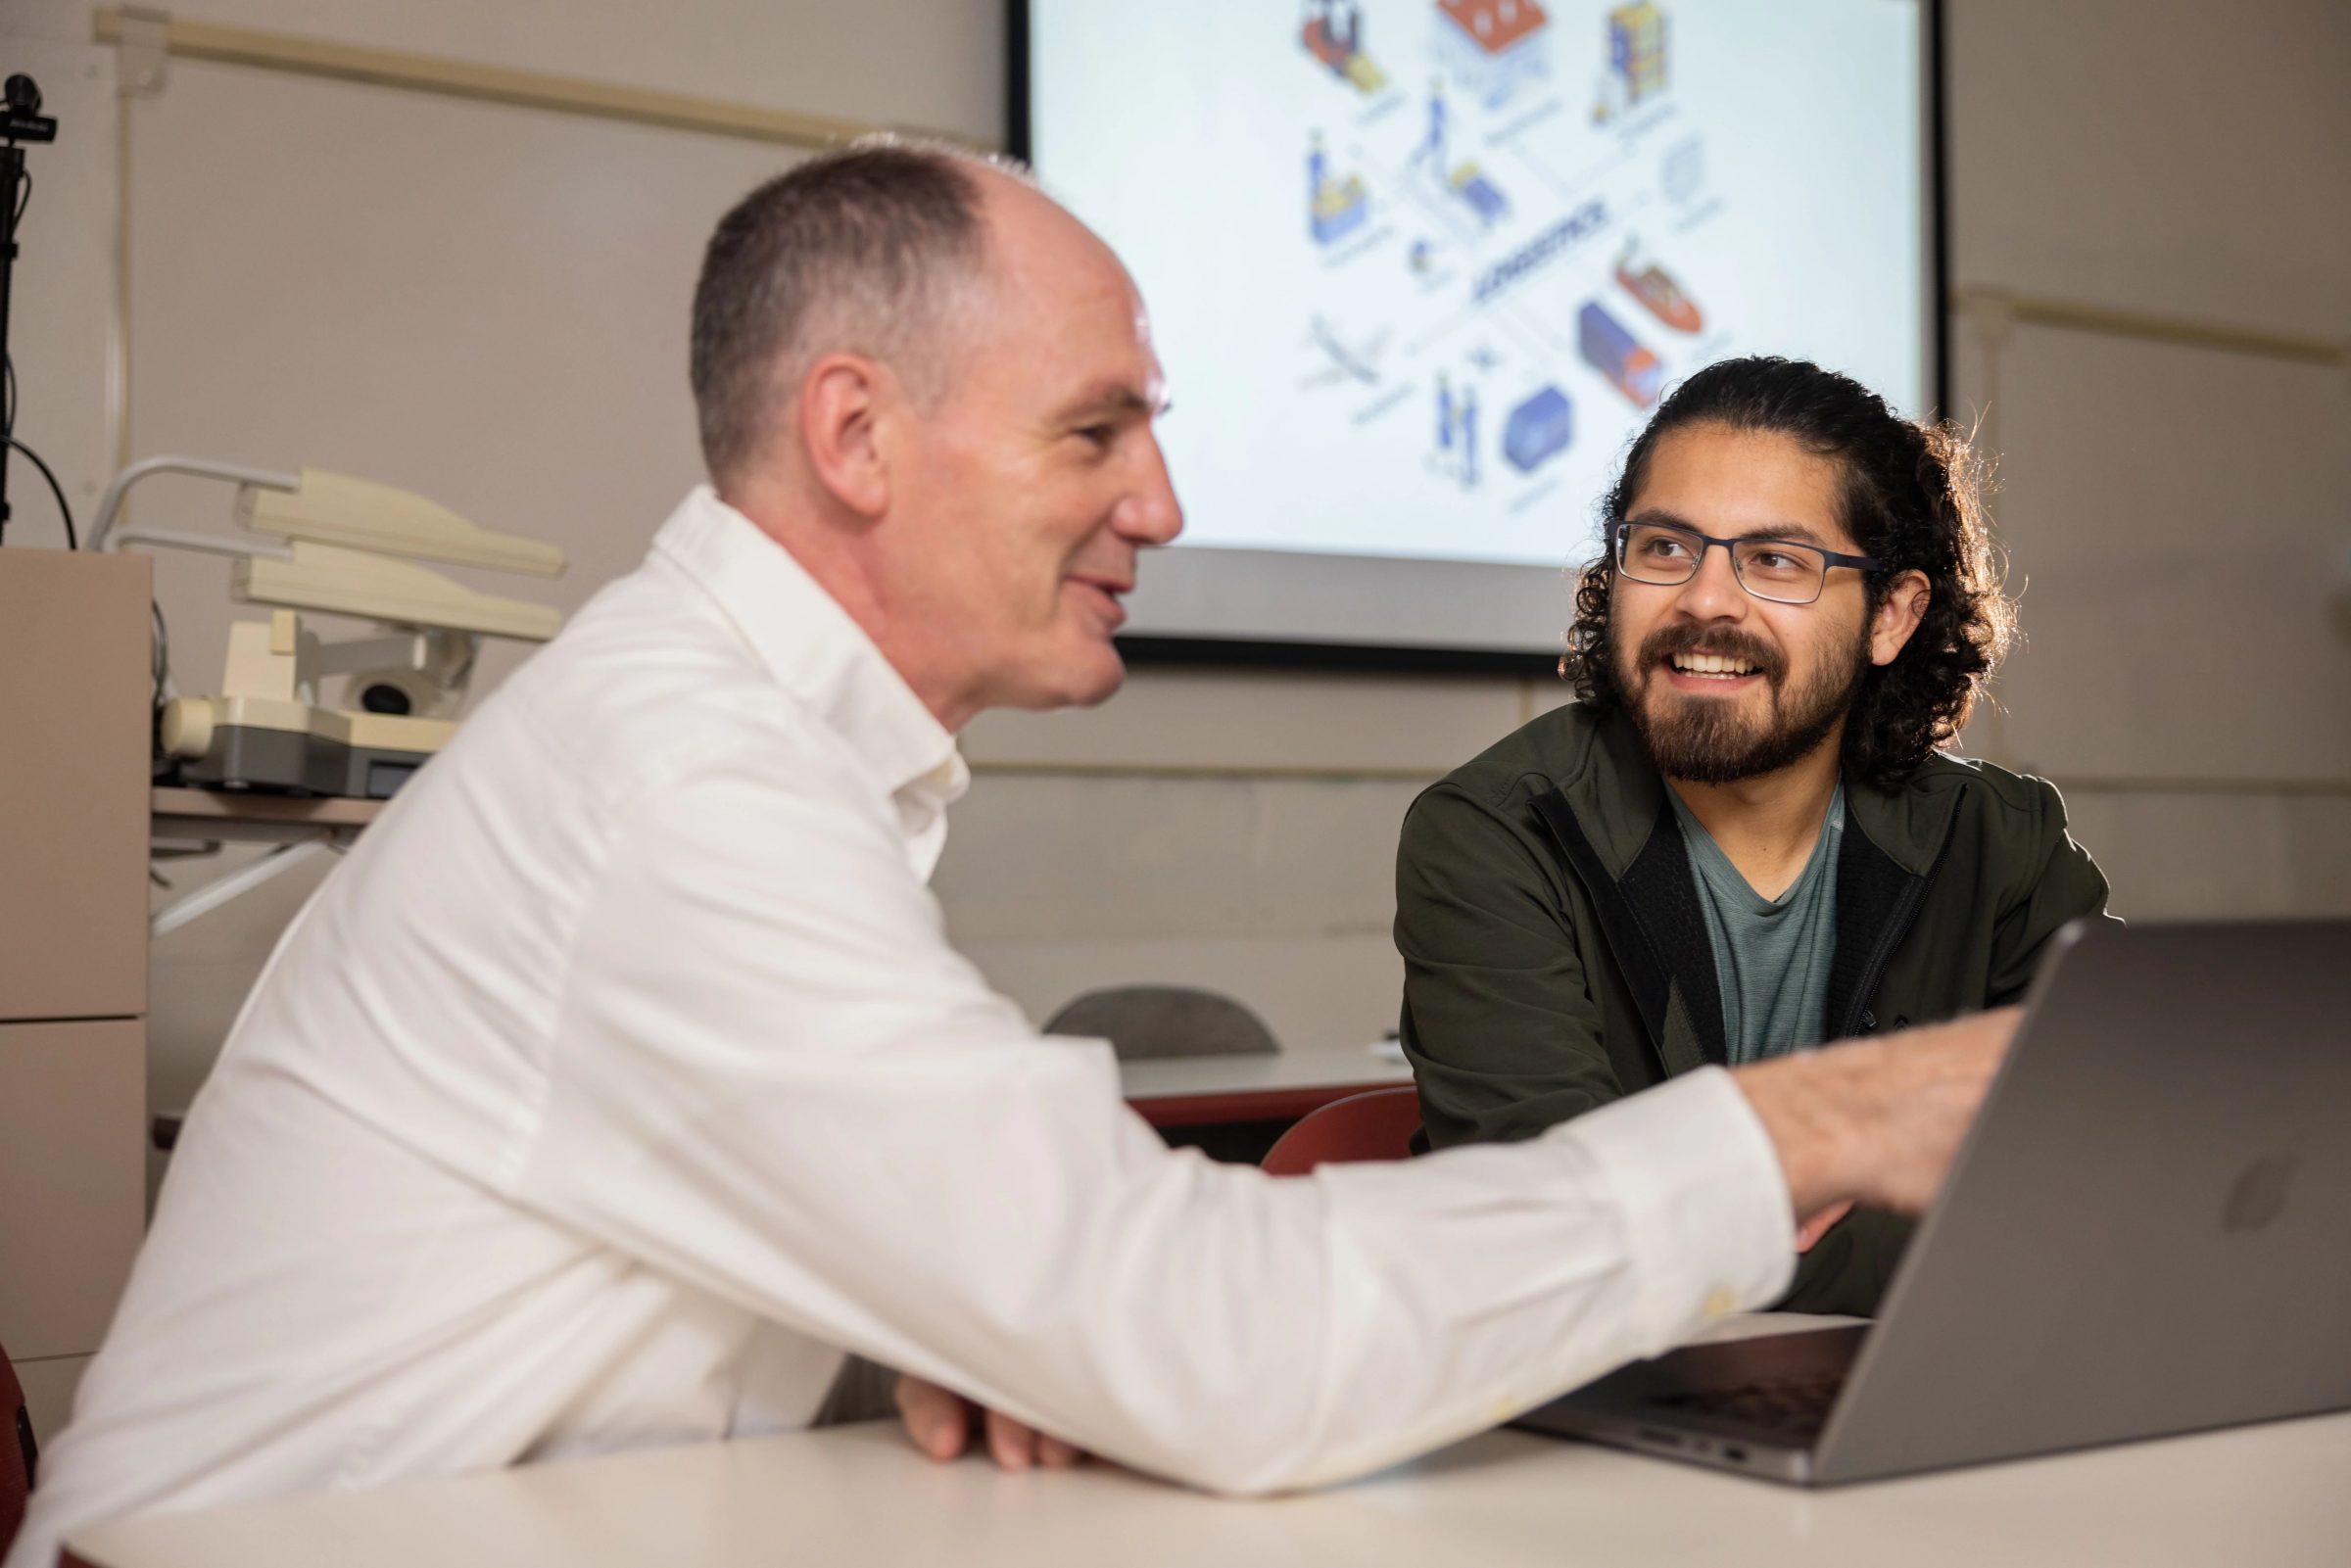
[13,490,1793,1566]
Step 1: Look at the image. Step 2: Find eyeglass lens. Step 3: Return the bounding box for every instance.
[1615,522,1827,604]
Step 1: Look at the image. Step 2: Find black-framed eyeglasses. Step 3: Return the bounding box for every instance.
[1609,520,1882,606]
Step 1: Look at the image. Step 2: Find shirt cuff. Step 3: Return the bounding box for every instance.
[1558,1067,1796,1347]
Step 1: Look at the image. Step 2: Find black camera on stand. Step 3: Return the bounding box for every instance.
[3,73,62,546]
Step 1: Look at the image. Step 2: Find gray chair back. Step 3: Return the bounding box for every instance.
[1043,985,1278,1062]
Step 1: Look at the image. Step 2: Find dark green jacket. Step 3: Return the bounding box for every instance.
[1395,703,2115,1315]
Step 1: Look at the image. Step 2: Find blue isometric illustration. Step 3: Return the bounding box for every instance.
[1028,0,1931,568]
[1503,385,1574,473]
[1305,130,1373,244]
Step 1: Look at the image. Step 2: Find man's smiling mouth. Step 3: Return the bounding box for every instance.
[1070,576,1130,627]
[1667,651,1760,679]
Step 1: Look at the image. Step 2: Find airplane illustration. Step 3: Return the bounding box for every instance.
[1303,314,1389,386]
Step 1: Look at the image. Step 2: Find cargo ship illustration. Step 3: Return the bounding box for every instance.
[1613,241,1703,333]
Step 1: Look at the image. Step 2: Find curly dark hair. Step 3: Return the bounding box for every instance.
[1559,356,2015,791]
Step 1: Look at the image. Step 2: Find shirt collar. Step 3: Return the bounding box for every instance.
[649,487,969,815]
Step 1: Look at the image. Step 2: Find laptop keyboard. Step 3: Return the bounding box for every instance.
[1654,1371,1847,1437]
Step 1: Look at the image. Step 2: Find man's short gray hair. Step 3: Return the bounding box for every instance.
[689,137,1023,488]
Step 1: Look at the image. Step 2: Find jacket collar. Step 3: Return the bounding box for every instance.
[649,487,969,823]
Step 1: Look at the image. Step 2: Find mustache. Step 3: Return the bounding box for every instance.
[1634,624,1786,683]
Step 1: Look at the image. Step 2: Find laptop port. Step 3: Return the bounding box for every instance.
[1724,1446,1750,1462]
[1637,1428,1683,1448]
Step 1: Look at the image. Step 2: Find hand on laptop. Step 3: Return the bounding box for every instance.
[895,1372,1088,1472]
[1735,1008,2019,1223]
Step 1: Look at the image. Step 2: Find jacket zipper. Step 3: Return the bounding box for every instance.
[1839,820,1956,1037]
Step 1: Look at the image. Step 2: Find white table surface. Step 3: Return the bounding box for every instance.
[66,1395,2351,1567]
[1116,1040,1415,1101]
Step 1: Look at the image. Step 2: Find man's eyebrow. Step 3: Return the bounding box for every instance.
[1052,384,1168,424]
[1624,507,1834,549]
[1739,522,1835,548]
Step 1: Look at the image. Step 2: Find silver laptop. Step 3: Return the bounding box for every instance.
[1516,918,2351,1484]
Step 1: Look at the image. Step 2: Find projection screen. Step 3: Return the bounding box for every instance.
[1013,0,1943,669]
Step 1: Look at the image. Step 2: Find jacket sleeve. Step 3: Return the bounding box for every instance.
[1395,782,1630,1149]
[1988,777,2120,1006]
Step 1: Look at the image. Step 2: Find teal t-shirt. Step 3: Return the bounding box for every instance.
[1664,781,1844,1066]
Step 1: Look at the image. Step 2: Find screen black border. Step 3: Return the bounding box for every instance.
[1007,0,1948,680]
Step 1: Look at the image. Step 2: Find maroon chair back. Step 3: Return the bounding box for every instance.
[1261,1086,1424,1176]
[1,1337,31,1557]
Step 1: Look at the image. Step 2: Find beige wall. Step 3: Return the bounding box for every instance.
[1937,0,2351,930]
[2,0,2344,1133]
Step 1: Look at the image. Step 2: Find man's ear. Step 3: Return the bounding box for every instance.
[1870,569,1931,667]
[797,354,891,519]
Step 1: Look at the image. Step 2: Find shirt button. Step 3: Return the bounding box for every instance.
[1703,1288,1737,1318]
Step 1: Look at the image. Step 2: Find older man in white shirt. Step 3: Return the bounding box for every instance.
[10,142,2008,1568]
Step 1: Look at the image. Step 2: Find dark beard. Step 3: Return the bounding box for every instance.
[1611,618,1870,784]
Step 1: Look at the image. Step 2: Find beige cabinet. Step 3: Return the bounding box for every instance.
[0,1022,144,1342]
[0,548,154,1442]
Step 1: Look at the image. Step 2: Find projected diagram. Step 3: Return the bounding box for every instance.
[1031,0,1930,581]
[1282,0,1725,551]
[1411,78,1511,227]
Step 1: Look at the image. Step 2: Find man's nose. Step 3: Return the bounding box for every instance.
[1117,432,1184,547]
[1673,542,1748,620]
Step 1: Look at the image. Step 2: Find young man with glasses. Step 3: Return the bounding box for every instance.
[1395,356,2115,1314]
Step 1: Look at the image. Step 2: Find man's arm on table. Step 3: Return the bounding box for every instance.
[904,1013,2016,1469]
[518,746,2011,1497]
